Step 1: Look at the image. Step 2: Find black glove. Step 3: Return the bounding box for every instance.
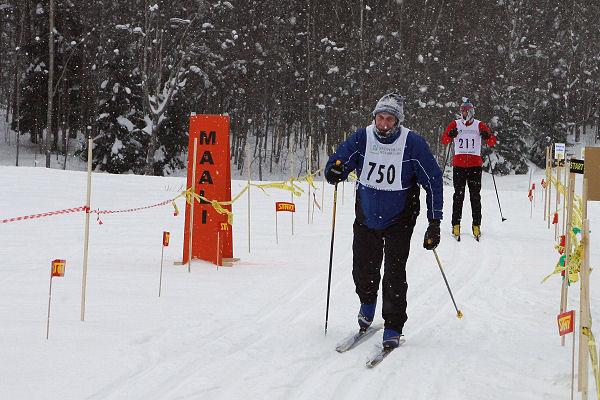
[326,161,344,183]
[423,219,441,250]
[447,128,458,138]
[480,129,491,140]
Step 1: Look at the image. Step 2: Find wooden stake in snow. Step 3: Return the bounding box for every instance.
[290,139,294,235]
[308,136,312,224]
[81,137,93,322]
[559,171,575,347]
[275,202,296,244]
[47,259,65,339]
[159,232,169,297]
[247,141,251,254]
[543,146,549,222]
[557,310,575,399]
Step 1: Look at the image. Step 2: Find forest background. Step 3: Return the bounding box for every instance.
[1,0,599,178]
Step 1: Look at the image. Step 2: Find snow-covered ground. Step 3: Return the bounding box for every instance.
[1,153,599,399]
[2,109,600,398]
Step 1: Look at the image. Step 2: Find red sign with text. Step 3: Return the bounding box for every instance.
[181,115,232,265]
[557,310,575,336]
[276,202,296,213]
[51,259,66,277]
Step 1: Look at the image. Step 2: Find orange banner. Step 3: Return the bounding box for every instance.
[557,310,575,336]
[51,259,66,277]
[182,115,233,265]
[276,202,296,213]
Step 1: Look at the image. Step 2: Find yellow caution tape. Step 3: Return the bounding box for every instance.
[582,316,600,399]
[173,166,328,226]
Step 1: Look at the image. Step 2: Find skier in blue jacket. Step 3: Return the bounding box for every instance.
[325,93,443,349]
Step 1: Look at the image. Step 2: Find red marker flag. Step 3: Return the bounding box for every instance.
[163,232,170,247]
[557,310,575,336]
[541,179,546,188]
[276,202,296,213]
[51,259,66,277]
[552,213,559,224]
[532,183,536,190]
[528,189,533,201]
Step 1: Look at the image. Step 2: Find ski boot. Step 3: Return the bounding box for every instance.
[452,224,461,241]
[382,328,403,349]
[472,225,481,241]
[358,302,376,333]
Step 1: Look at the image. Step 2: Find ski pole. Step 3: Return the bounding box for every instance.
[324,164,340,335]
[488,154,507,222]
[431,248,463,319]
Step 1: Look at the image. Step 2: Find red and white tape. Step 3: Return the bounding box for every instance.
[1,206,87,224]
[2,198,178,225]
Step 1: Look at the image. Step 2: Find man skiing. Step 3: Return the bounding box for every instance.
[441,98,497,241]
[325,93,443,350]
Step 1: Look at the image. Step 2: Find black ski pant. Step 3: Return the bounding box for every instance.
[352,219,415,334]
[452,166,482,227]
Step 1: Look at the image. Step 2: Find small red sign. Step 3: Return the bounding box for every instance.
[557,310,575,336]
[163,232,170,247]
[276,202,296,213]
[51,259,66,277]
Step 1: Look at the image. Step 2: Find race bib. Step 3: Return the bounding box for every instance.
[453,119,482,156]
[359,125,408,191]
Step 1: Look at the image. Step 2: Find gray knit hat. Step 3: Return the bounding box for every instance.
[372,93,404,123]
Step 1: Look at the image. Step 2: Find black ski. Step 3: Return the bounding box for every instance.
[365,339,406,368]
[336,324,383,353]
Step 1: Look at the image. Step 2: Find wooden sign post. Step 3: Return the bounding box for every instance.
[47,259,66,339]
[560,160,576,346]
[557,310,576,399]
[159,232,169,297]
[275,201,296,244]
[544,146,549,222]
[579,147,600,396]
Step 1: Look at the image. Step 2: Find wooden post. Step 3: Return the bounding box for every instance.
[578,179,589,395]
[290,139,294,235]
[158,244,165,297]
[579,218,590,398]
[560,172,575,346]
[308,136,312,224]
[543,146,548,222]
[562,164,567,238]
[80,137,93,321]
[555,163,561,239]
[188,138,198,273]
[548,149,553,229]
[247,141,251,253]
[571,311,576,400]
[46,269,54,339]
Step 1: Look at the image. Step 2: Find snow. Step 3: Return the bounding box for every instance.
[117,116,135,133]
[1,119,600,399]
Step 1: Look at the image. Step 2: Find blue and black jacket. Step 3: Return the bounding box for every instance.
[326,125,443,230]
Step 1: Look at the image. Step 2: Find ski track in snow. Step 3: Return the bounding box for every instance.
[1,166,598,399]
